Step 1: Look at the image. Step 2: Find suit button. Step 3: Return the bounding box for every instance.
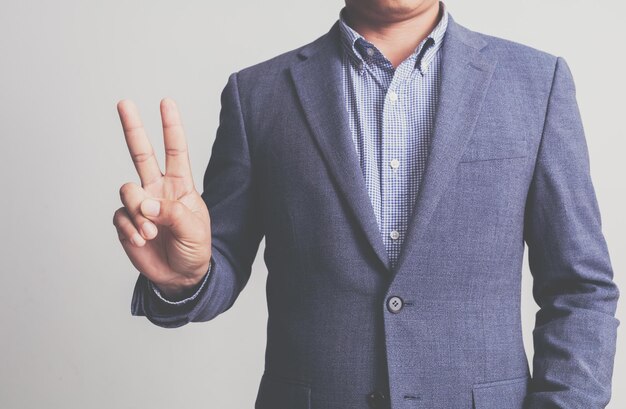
[387,296,403,313]
[367,391,386,408]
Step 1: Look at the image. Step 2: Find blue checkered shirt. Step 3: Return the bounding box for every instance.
[338,2,449,269]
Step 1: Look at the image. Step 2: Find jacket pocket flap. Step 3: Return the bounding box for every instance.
[472,375,529,409]
[459,138,528,162]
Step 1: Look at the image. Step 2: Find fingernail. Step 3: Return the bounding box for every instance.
[142,221,158,239]
[131,233,145,246]
[142,199,160,217]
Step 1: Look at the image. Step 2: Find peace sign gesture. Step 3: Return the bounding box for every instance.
[113,98,212,299]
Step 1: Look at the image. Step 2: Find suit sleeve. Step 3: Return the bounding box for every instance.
[130,71,265,328]
[523,56,620,408]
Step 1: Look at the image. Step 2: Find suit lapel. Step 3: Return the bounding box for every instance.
[289,22,391,271]
[288,14,497,276]
[393,14,498,276]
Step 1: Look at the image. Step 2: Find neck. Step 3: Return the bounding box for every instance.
[343,2,442,68]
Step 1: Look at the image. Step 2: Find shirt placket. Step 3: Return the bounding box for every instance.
[381,60,413,268]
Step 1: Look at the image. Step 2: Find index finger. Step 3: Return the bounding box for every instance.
[117,99,163,187]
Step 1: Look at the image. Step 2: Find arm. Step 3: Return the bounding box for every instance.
[523,56,620,408]
[130,72,264,328]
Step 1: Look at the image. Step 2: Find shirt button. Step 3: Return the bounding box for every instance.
[390,159,400,169]
[388,91,398,102]
[389,230,400,240]
[387,296,404,313]
[366,47,375,56]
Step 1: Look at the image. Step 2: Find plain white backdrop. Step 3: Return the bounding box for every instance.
[0,0,624,407]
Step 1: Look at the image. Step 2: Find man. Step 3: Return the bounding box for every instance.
[113,0,620,407]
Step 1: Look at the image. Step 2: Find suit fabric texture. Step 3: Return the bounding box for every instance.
[131,10,620,409]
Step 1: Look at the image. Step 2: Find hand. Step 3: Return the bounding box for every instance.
[113,98,212,299]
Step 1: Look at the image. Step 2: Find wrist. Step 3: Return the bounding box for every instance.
[157,280,200,300]
[156,261,211,300]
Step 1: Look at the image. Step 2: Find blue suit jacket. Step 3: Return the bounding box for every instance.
[131,12,620,409]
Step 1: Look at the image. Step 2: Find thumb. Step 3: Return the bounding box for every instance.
[140,198,199,239]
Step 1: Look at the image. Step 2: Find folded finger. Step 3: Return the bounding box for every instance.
[113,207,146,247]
[119,182,159,240]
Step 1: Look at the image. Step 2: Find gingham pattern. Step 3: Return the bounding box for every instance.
[338,2,448,269]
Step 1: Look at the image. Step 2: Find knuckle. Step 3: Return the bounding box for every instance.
[119,182,134,200]
[131,150,154,164]
[119,182,141,204]
[117,229,128,242]
[165,147,187,156]
[113,208,136,234]
[112,207,124,227]
[162,123,184,132]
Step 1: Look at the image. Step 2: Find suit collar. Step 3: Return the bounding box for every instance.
[297,11,488,61]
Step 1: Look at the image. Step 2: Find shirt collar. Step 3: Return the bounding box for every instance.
[338,0,449,74]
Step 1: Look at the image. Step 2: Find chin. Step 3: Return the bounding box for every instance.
[348,0,436,22]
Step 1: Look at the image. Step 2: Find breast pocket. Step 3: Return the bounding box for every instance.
[472,375,529,409]
[255,372,312,409]
[458,137,528,163]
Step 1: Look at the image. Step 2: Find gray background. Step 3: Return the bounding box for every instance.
[0,0,624,407]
